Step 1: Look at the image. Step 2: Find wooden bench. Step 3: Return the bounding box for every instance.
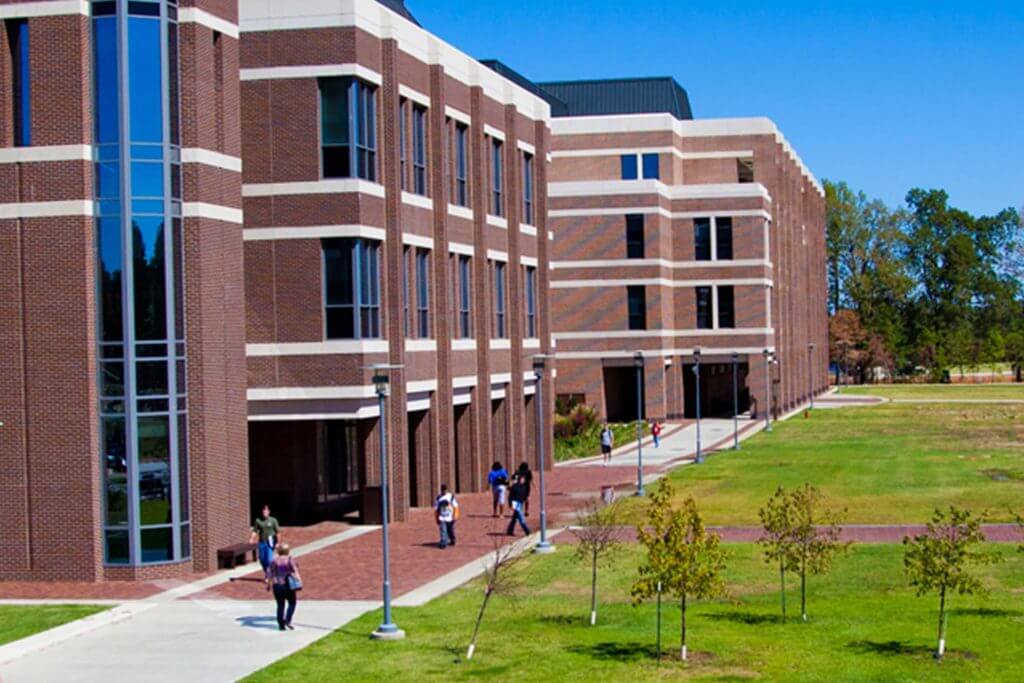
[217,542,258,569]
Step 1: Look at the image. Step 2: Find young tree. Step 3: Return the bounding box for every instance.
[903,506,1002,659]
[570,498,622,626]
[758,486,796,620]
[466,535,527,660]
[632,481,726,660]
[789,484,850,621]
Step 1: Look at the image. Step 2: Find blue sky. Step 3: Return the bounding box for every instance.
[412,1,1023,216]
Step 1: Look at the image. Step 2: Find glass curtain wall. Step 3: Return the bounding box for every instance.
[94,0,189,565]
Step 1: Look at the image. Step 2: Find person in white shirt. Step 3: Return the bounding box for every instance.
[434,483,459,549]
[600,424,614,465]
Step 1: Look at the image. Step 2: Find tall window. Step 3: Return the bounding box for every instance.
[716,217,733,260]
[694,218,712,261]
[458,255,471,338]
[491,137,503,216]
[522,152,534,225]
[641,153,659,179]
[454,122,469,207]
[412,104,427,195]
[323,238,381,339]
[627,286,646,330]
[415,248,430,337]
[6,19,30,146]
[696,286,713,330]
[626,214,644,259]
[620,154,638,180]
[493,261,507,338]
[320,77,376,181]
[398,98,407,191]
[402,245,410,337]
[718,286,735,329]
[320,422,360,498]
[525,265,537,338]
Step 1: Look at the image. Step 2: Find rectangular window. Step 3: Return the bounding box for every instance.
[627,285,646,330]
[718,285,735,329]
[402,246,411,337]
[6,19,30,146]
[525,265,537,338]
[716,217,733,260]
[323,238,381,339]
[320,77,376,181]
[398,98,407,191]
[696,286,713,330]
[642,153,659,179]
[415,248,430,338]
[737,158,754,183]
[522,151,534,225]
[694,218,712,261]
[626,214,645,259]
[620,154,638,180]
[454,122,469,207]
[493,261,507,338]
[458,255,472,338]
[320,422,360,498]
[412,104,427,195]
[491,138,503,216]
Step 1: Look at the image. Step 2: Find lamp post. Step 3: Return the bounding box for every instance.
[370,365,405,640]
[762,349,772,433]
[533,355,555,554]
[693,347,703,463]
[731,351,740,450]
[808,343,816,409]
[633,351,644,496]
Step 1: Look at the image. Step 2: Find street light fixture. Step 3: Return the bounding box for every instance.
[731,351,740,450]
[762,349,772,433]
[693,347,703,463]
[370,364,405,641]
[808,343,816,409]
[633,351,645,496]
[532,355,555,554]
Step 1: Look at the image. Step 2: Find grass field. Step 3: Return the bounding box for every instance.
[0,605,108,646]
[245,544,1024,682]
[842,383,1024,400]
[615,400,1024,525]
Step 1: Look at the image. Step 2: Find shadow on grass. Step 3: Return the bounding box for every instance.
[706,611,785,626]
[949,607,1023,618]
[846,640,978,660]
[566,641,659,662]
[539,614,586,626]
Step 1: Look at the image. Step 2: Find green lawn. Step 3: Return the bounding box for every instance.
[245,544,1024,682]
[842,383,1024,400]
[619,401,1024,525]
[0,604,108,646]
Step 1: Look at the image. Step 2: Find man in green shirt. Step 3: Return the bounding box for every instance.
[250,504,281,572]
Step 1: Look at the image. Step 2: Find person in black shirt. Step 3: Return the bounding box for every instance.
[506,474,531,536]
[516,462,533,516]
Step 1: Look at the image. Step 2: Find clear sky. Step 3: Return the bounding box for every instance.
[410,0,1023,216]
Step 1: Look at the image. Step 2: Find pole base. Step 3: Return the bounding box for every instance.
[634,488,645,497]
[534,541,556,554]
[371,625,406,640]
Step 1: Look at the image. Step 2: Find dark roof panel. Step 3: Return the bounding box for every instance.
[479,59,564,106]
[537,77,693,120]
[377,0,419,26]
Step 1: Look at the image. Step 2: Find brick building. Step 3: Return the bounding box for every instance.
[541,78,828,421]
[0,1,823,583]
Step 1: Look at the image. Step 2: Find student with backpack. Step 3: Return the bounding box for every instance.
[434,483,459,549]
[505,474,531,537]
[651,420,662,448]
[516,462,533,516]
[488,462,509,517]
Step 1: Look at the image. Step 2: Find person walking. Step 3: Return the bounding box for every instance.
[505,474,532,536]
[250,504,280,573]
[651,420,662,448]
[266,544,302,631]
[600,423,614,466]
[516,462,534,516]
[488,461,509,517]
[434,483,459,549]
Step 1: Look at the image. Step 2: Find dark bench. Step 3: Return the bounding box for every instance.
[217,542,258,569]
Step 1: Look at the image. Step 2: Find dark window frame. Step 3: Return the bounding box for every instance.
[627,285,647,330]
[491,137,503,217]
[458,254,472,338]
[522,151,534,225]
[718,285,735,329]
[322,238,381,340]
[641,153,659,179]
[620,153,638,180]
[694,218,712,261]
[493,260,507,338]
[7,18,31,146]
[319,77,377,181]
[696,286,713,330]
[626,214,645,259]
[715,217,734,260]
[415,248,430,338]
[454,122,469,207]
[411,103,428,196]
[525,265,537,338]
